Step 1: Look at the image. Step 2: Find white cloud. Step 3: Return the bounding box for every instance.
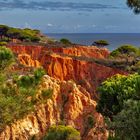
[47,23,53,27]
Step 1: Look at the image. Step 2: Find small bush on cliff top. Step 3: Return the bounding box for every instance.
[110,44,139,57]
[60,38,72,45]
[92,40,109,47]
[43,125,80,140]
[0,24,41,43]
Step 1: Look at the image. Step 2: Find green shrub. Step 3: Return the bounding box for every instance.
[17,75,35,88]
[34,68,46,81]
[97,73,140,139]
[0,24,41,43]
[0,42,7,46]
[96,73,140,117]
[0,85,34,131]
[0,46,14,69]
[60,38,71,45]
[107,100,140,140]
[92,40,109,47]
[43,125,80,140]
[110,44,139,57]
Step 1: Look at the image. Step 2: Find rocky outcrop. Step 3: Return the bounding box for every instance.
[0,75,107,140]
[7,45,110,59]
[2,45,128,140]
[8,45,126,98]
[18,54,41,67]
[40,53,126,98]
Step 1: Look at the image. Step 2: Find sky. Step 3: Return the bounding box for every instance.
[0,0,140,33]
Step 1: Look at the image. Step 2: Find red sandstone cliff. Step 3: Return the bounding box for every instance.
[1,45,128,140]
[0,75,107,140]
[8,45,126,98]
[7,45,109,59]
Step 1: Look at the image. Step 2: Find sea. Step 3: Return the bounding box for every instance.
[47,33,140,51]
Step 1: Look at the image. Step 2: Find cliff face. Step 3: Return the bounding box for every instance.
[40,53,126,97]
[18,54,41,67]
[7,45,109,59]
[3,45,127,140]
[8,45,126,98]
[0,75,107,140]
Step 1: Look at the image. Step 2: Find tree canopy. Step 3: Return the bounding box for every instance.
[127,0,140,14]
[0,25,41,42]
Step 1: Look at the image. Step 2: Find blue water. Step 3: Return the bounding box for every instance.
[47,33,140,51]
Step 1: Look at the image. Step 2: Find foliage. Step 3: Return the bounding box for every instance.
[0,51,53,131]
[17,68,45,87]
[127,0,140,14]
[97,72,140,140]
[60,38,72,45]
[0,25,9,37]
[92,40,109,47]
[0,42,8,46]
[96,73,140,117]
[0,46,14,70]
[43,125,80,140]
[0,25,41,43]
[107,100,140,140]
[110,44,139,57]
[17,75,35,88]
[34,68,46,81]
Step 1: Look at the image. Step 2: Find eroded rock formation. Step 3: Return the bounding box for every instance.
[0,75,107,140]
[8,45,126,98]
[2,45,127,140]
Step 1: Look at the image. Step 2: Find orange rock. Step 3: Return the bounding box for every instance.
[18,54,41,68]
[7,45,127,98]
[2,45,127,140]
[0,75,108,140]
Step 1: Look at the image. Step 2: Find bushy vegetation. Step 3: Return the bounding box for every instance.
[127,0,140,14]
[60,38,72,45]
[0,46,14,70]
[110,44,139,57]
[97,74,140,117]
[0,46,53,131]
[0,25,41,43]
[107,99,140,140]
[42,125,80,140]
[96,73,140,140]
[108,45,140,72]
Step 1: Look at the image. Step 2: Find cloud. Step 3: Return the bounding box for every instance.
[0,0,121,12]
[47,23,53,27]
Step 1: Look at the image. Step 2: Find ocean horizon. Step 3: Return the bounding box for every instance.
[47,33,140,51]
